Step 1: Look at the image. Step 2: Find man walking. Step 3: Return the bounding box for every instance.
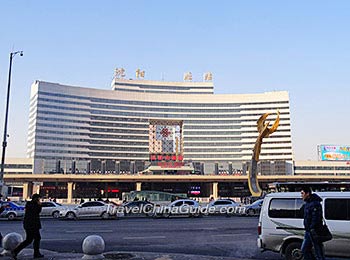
[12,194,44,259]
[301,186,325,260]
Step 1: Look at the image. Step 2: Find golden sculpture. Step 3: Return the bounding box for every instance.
[248,111,280,197]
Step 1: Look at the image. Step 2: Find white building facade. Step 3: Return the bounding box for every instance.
[27,76,293,175]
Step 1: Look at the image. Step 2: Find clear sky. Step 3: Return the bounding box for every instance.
[0,1,349,160]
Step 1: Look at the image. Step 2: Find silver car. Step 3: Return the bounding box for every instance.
[155,199,201,218]
[207,199,240,215]
[40,201,64,218]
[59,201,116,220]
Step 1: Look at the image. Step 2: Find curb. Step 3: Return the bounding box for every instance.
[1,248,252,260]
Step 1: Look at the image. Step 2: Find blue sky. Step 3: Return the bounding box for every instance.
[0,1,349,160]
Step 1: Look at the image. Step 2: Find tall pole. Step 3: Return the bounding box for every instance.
[0,51,23,194]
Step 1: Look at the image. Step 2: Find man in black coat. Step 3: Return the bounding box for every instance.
[12,194,44,259]
[301,186,325,260]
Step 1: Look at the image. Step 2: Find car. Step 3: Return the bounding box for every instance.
[0,201,25,220]
[154,199,200,218]
[121,200,154,217]
[257,192,350,260]
[207,199,240,215]
[40,201,64,218]
[59,201,117,220]
[244,199,263,216]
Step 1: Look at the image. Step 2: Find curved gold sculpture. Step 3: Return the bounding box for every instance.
[248,111,280,197]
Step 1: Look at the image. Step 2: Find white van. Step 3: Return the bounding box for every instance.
[257,192,350,260]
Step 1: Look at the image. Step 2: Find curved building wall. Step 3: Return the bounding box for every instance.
[27,80,293,174]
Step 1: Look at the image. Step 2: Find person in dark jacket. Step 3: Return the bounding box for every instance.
[12,194,44,259]
[301,186,325,260]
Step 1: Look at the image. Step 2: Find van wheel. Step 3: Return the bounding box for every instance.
[285,241,303,260]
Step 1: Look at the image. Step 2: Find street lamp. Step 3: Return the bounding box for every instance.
[0,50,23,194]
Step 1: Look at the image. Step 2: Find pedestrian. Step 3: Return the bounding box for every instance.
[300,186,325,260]
[12,194,44,259]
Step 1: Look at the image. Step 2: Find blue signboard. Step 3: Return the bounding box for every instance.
[319,145,350,161]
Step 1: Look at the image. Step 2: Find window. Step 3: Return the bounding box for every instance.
[184,201,195,206]
[91,202,104,207]
[325,198,350,221]
[82,202,95,207]
[214,201,231,205]
[174,201,183,207]
[41,202,54,207]
[268,198,304,219]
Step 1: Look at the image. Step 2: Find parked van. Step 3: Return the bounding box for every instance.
[257,192,350,260]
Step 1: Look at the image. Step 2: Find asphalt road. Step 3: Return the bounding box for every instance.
[1,216,282,259]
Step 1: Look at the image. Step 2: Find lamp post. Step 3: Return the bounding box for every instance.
[0,51,23,194]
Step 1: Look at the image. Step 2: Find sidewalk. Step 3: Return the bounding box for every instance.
[0,248,250,260]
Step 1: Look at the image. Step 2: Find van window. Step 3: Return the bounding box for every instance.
[325,198,350,221]
[268,198,304,218]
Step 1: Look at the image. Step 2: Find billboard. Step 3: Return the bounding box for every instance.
[318,145,350,161]
[149,119,183,163]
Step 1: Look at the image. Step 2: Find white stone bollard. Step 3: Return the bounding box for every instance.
[1,232,23,256]
[82,235,105,260]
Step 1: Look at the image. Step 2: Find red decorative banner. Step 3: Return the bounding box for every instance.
[157,162,185,168]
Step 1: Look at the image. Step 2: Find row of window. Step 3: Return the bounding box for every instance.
[295,166,350,170]
[4,164,32,169]
[38,112,290,126]
[35,148,292,159]
[35,142,291,153]
[115,88,211,94]
[39,98,289,113]
[184,147,292,152]
[114,82,213,90]
[39,91,289,107]
[268,198,350,220]
[35,135,291,147]
[38,103,290,119]
[36,122,291,136]
[38,115,292,129]
[35,129,291,141]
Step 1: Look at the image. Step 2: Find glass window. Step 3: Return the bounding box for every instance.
[174,201,183,207]
[268,198,304,219]
[214,201,230,205]
[82,202,95,207]
[184,201,195,206]
[41,202,54,207]
[325,198,350,221]
[91,202,104,207]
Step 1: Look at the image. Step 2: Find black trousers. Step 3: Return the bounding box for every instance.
[14,228,41,255]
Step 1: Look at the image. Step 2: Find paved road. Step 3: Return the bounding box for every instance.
[1,216,282,259]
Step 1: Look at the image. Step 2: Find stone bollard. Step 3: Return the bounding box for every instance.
[1,232,23,257]
[82,235,105,260]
